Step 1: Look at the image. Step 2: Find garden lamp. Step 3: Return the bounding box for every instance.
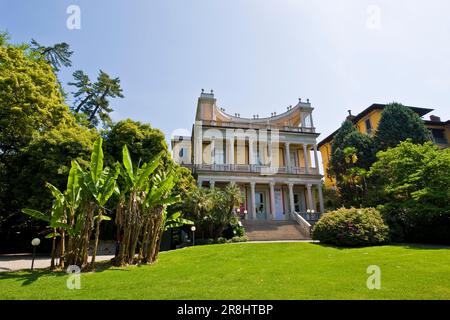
[191,226,196,246]
[31,238,40,271]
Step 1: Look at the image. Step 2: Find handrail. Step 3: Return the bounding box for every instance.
[194,164,319,175]
[291,211,312,237]
[199,120,316,133]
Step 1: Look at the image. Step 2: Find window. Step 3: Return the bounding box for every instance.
[178,148,184,158]
[214,146,225,164]
[365,119,372,135]
[431,129,447,144]
[255,192,265,215]
[303,113,312,127]
[293,194,302,212]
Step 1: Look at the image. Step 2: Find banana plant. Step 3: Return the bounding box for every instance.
[22,180,69,269]
[76,137,119,269]
[140,167,194,263]
[164,211,194,231]
[115,145,163,265]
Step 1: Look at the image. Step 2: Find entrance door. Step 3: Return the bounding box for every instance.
[255,192,266,220]
[293,193,303,213]
[274,189,284,220]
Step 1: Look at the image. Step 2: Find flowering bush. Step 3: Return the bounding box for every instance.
[312,207,389,247]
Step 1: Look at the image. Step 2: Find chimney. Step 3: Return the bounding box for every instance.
[346,109,355,121]
[430,115,441,122]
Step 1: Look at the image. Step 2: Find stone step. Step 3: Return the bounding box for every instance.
[243,220,311,241]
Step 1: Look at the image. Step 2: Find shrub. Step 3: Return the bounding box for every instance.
[369,141,450,244]
[216,237,227,244]
[231,236,248,243]
[223,216,245,239]
[312,207,389,247]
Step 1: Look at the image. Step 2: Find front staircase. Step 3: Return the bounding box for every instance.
[243,220,311,241]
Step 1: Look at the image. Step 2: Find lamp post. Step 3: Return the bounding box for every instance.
[31,238,40,271]
[244,210,248,220]
[191,226,196,246]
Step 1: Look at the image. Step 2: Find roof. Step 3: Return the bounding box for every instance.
[317,103,434,148]
[424,120,450,126]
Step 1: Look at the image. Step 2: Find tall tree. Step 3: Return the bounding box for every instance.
[69,70,94,113]
[375,103,430,151]
[0,35,96,252]
[329,120,375,206]
[104,119,169,167]
[30,39,73,71]
[69,70,124,128]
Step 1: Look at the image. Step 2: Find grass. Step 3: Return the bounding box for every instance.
[1,242,450,300]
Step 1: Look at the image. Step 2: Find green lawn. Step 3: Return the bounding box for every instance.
[1,243,450,300]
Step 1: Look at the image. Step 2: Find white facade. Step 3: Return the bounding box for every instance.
[172,91,324,222]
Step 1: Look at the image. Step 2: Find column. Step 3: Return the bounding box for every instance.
[210,180,215,189]
[228,137,235,168]
[267,141,272,168]
[197,179,203,188]
[269,182,276,220]
[313,143,319,174]
[303,144,310,174]
[194,122,203,166]
[210,138,215,166]
[288,183,295,214]
[285,142,291,172]
[306,184,314,212]
[318,182,325,213]
[250,182,256,220]
[248,139,254,165]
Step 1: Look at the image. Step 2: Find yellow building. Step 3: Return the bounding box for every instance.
[172,91,324,226]
[318,103,450,188]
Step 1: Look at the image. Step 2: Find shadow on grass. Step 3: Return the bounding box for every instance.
[0,260,130,286]
[311,242,450,251]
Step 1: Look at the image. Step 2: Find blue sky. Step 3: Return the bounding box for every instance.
[1,0,449,145]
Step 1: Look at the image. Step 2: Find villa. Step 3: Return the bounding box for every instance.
[172,91,324,239]
[318,104,450,188]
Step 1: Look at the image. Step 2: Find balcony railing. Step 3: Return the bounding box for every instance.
[199,120,316,133]
[194,164,319,175]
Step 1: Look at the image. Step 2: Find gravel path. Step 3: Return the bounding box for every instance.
[0,254,115,272]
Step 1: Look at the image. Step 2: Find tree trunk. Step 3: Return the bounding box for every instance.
[138,218,150,263]
[88,88,109,122]
[50,229,56,270]
[88,105,100,123]
[59,230,65,268]
[90,209,102,270]
[74,94,93,113]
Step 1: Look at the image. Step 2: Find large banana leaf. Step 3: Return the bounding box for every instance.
[22,208,50,222]
[98,167,119,206]
[90,137,104,183]
[46,183,65,203]
[136,152,163,190]
[66,161,81,207]
[164,211,194,231]
[122,145,134,183]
